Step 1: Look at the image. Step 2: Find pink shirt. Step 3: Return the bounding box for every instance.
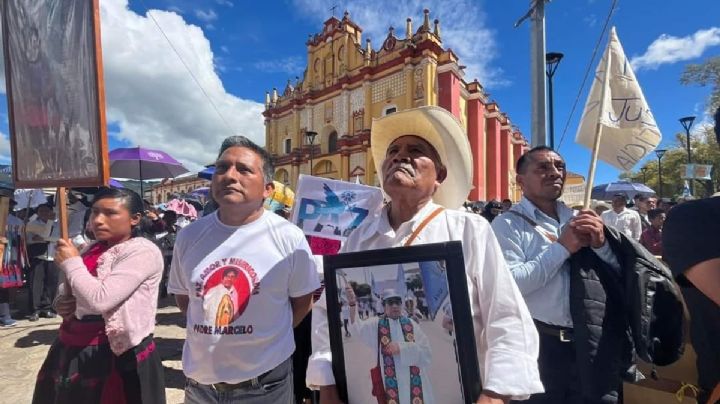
[60,237,164,355]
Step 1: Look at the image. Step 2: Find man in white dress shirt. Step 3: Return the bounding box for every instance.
[601,194,642,241]
[306,106,542,404]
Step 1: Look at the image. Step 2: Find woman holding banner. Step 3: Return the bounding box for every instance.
[32,187,165,404]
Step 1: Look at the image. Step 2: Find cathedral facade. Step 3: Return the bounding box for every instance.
[263,10,529,202]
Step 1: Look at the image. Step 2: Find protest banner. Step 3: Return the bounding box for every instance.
[2,0,109,190]
[290,175,384,242]
[2,1,109,295]
[559,182,587,207]
[575,27,661,207]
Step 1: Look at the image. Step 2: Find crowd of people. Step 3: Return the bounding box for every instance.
[0,105,717,404]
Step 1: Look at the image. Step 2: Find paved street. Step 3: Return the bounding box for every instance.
[0,297,186,404]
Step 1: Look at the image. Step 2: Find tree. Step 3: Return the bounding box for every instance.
[407,274,423,291]
[680,56,720,112]
[355,283,371,297]
[623,126,720,197]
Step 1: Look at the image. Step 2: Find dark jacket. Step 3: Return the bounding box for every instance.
[569,226,640,403]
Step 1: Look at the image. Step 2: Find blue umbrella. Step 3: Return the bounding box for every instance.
[591,181,656,201]
[198,166,214,180]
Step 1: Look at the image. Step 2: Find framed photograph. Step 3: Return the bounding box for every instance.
[1,0,109,188]
[324,241,482,404]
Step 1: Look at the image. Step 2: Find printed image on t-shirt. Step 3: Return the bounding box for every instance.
[197,258,260,328]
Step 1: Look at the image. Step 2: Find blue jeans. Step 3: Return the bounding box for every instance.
[184,357,294,404]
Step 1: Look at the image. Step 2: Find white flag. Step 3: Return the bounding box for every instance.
[575,27,662,171]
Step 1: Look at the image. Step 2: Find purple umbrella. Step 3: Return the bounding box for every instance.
[109,147,189,195]
[109,179,124,188]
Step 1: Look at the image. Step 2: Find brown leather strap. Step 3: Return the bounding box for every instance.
[404,207,445,247]
[506,210,558,243]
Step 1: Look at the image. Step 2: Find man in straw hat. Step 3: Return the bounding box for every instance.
[307,106,542,403]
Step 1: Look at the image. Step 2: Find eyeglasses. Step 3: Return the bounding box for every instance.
[384,297,402,306]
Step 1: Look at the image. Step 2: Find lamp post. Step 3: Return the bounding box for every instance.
[655,149,667,198]
[640,167,648,184]
[305,131,318,176]
[545,52,564,149]
[679,116,696,194]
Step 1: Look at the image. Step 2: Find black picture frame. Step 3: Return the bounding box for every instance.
[324,241,482,404]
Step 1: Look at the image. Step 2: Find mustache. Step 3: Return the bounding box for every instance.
[388,163,416,178]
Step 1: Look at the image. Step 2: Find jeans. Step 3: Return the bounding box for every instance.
[184,357,294,404]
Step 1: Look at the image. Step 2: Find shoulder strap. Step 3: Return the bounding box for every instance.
[404,207,445,247]
[506,209,558,243]
[506,209,538,227]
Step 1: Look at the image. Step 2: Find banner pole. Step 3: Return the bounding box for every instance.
[583,44,613,209]
[56,187,71,296]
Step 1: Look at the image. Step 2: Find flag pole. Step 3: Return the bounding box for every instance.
[582,44,613,209]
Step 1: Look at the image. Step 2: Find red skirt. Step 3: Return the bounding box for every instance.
[32,316,165,404]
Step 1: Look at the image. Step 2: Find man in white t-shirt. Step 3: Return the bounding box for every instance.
[601,193,642,240]
[168,136,320,404]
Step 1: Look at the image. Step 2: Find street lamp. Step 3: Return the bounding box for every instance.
[545,52,564,149]
[640,167,648,184]
[305,131,318,175]
[655,149,667,198]
[679,115,696,194]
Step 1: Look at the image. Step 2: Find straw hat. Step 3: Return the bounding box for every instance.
[371,106,473,209]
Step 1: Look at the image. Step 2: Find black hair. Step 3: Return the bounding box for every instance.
[648,208,665,221]
[217,135,274,184]
[163,210,178,222]
[222,268,239,277]
[92,187,144,238]
[82,208,94,240]
[481,200,502,222]
[502,198,512,204]
[516,146,559,174]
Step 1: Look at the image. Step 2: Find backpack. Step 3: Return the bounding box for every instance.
[604,226,686,366]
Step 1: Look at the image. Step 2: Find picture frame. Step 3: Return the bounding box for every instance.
[1,0,109,188]
[324,241,482,404]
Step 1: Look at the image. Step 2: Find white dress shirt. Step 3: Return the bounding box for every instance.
[307,202,543,400]
[26,217,58,261]
[601,208,642,241]
[491,198,620,327]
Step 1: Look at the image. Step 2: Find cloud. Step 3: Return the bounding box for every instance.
[291,0,505,87]
[583,14,597,28]
[216,0,234,6]
[194,9,218,23]
[254,56,306,75]
[95,0,264,170]
[631,27,720,71]
[220,45,230,54]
